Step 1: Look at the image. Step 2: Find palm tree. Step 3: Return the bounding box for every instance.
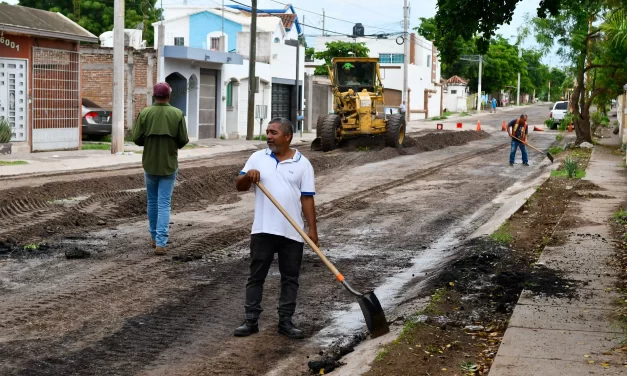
[601,8,627,47]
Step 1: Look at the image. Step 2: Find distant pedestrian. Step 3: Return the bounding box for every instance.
[399,101,407,116]
[234,117,318,340]
[507,114,529,166]
[491,98,497,113]
[132,82,189,255]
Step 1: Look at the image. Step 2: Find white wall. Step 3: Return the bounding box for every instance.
[162,59,200,137]
[271,42,304,84]
[153,17,190,47]
[443,85,468,113]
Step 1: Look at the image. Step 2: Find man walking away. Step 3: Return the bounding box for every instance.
[132,82,189,255]
[507,114,529,166]
[234,117,318,340]
[491,98,497,113]
[399,101,407,117]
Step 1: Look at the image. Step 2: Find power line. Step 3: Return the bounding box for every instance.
[266,0,401,34]
[342,0,399,21]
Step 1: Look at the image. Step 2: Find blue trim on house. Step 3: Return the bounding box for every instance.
[301,192,315,196]
[189,11,242,52]
[239,171,246,175]
[226,4,302,34]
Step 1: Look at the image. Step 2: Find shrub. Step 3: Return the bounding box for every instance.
[564,157,579,178]
[556,133,564,142]
[544,119,554,128]
[0,119,11,143]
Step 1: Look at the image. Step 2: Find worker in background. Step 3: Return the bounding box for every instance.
[507,114,529,167]
[132,82,189,256]
[399,101,407,117]
[491,98,497,113]
[234,117,318,340]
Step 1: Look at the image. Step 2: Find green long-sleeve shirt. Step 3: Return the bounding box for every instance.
[132,102,189,176]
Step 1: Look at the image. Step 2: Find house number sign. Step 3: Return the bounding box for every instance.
[0,32,20,52]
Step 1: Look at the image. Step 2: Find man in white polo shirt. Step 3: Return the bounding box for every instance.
[234,117,318,339]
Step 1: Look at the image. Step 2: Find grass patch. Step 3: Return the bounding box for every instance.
[443,111,455,117]
[375,348,389,362]
[430,116,448,121]
[555,133,564,142]
[356,146,370,152]
[614,209,627,224]
[183,143,202,149]
[0,160,28,166]
[420,287,447,316]
[490,221,513,245]
[459,112,470,117]
[253,135,268,141]
[550,169,586,179]
[82,143,111,150]
[549,146,563,156]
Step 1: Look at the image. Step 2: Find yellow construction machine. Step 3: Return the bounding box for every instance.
[311,57,406,152]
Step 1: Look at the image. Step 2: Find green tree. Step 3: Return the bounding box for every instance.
[433,0,565,63]
[532,0,626,143]
[548,68,568,101]
[415,17,437,41]
[312,41,370,75]
[18,0,162,46]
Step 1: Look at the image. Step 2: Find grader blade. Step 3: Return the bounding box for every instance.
[311,137,323,151]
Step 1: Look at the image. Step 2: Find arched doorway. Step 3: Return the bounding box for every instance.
[166,72,187,115]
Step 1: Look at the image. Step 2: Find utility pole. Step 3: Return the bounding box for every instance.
[322,9,325,36]
[221,0,224,51]
[246,0,257,140]
[548,80,551,102]
[112,0,125,153]
[460,55,483,111]
[516,45,521,106]
[477,56,483,111]
[402,0,408,117]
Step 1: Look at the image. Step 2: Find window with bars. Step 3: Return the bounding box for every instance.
[379,54,404,64]
[174,37,184,46]
[210,37,220,51]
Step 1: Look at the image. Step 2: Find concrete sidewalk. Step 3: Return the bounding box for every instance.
[489,140,627,375]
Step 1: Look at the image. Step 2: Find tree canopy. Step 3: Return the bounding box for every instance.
[312,41,370,75]
[18,0,162,46]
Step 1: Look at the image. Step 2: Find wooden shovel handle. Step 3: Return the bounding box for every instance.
[511,136,543,154]
[255,182,345,282]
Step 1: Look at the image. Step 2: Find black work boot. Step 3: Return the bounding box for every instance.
[234,320,259,337]
[278,319,304,339]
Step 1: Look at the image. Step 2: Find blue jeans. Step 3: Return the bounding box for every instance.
[144,170,177,247]
[510,140,528,164]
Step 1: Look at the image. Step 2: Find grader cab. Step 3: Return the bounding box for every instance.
[311,57,406,152]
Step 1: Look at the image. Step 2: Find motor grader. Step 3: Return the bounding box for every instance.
[311,57,406,152]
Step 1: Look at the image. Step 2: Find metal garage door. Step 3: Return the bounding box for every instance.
[271,84,291,121]
[32,47,80,151]
[199,69,217,139]
[0,58,28,142]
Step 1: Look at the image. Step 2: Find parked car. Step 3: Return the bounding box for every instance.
[82,98,112,138]
[549,101,569,129]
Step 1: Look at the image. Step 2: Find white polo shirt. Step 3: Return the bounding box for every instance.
[240,148,316,243]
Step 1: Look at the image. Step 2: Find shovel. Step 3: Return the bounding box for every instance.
[511,136,554,163]
[256,182,390,338]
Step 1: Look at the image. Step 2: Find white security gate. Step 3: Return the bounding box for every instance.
[32,47,80,151]
[0,59,28,142]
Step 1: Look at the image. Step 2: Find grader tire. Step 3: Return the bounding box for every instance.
[385,114,406,148]
[316,115,325,137]
[321,114,340,152]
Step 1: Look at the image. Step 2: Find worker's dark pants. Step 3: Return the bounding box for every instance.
[245,233,304,322]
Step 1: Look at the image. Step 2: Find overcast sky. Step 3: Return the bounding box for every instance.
[6,0,561,66]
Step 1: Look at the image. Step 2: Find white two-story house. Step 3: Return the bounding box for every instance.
[153,4,304,139]
[307,29,442,120]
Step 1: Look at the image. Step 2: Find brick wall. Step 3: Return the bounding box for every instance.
[81,46,157,129]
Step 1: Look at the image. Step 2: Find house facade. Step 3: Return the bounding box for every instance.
[0,3,98,152]
[152,4,304,140]
[443,75,468,113]
[306,31,442,120]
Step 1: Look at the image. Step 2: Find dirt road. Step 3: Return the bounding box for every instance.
[0,106,557,375]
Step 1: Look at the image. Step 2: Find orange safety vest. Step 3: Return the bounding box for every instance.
[512,120,527,139]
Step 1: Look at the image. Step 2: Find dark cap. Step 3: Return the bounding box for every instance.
[153,82,171,97]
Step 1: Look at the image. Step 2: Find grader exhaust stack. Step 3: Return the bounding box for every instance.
[311,58,406,152]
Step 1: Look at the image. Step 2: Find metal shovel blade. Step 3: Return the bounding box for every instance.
[357,291,390,338]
